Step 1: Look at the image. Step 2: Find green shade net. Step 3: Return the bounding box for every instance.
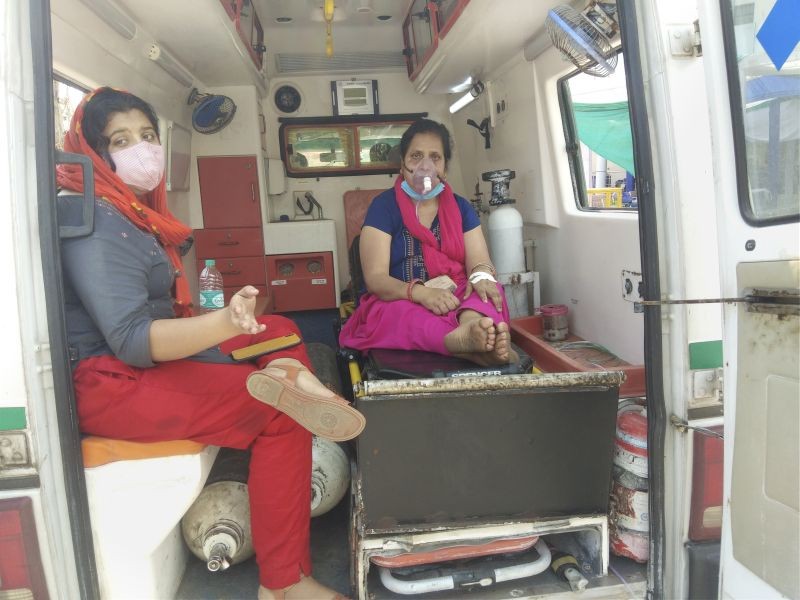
[572,101,635,175]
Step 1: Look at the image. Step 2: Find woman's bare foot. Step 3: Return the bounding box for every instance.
[444,316,496,355]
[454,322,518,367]
[258,575,349,599]
[486,322,518,364]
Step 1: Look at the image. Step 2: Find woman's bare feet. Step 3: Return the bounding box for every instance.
[486,322,518,364]
[258,575,349,599]
[451,321,518,366]
[444,315,496,355]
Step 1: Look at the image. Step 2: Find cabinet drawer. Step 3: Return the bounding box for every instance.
[194,228,264,258]
[197,256,266,288]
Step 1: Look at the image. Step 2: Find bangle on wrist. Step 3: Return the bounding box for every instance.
[470,262,497,277]
[406,278,422,302]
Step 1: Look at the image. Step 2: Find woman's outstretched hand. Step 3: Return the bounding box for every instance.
[229,286,267,334]
[464,279,504,313]
[417,286,461,315]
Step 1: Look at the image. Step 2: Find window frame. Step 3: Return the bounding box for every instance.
[556,53,637,213]
[278,113,426,178]
[719,0,800,226]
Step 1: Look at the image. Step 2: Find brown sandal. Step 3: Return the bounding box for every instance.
[247,358,366,441]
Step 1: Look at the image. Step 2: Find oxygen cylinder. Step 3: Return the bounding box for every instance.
[310,437,350,517]
[181,448,254,572]
[609,402,649,563]
[182,440,351,571]
[487,205,525,276]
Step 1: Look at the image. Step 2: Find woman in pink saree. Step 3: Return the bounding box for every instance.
[339,119,516,366]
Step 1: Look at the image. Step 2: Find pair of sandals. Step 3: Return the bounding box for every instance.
[246,358,365,441]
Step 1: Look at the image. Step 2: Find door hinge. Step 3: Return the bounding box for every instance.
[635,289,800,315]
[0,432,32,469]
[691,367,724,406]
[667,20,702,57]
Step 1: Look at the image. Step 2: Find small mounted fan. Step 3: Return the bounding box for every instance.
[546,3,618,77]
[187,88,237,134]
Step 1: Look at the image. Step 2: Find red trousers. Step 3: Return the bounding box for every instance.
[73,315,312,589]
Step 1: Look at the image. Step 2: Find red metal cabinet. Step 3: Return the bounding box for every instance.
[195,256,268,305]
[193,227,264,258]
[198,155,261,229]
[195,155,268,310]
[266,252,336,312]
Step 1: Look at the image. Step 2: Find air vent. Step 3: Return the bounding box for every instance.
[276,51,405,74]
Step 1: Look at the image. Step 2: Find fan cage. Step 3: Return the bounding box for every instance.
[191,95,237,134]
[546,5,618,78]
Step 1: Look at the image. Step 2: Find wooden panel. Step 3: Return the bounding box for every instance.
[198,155,262,228]
[194,227,264,259]
[510,315,646,398]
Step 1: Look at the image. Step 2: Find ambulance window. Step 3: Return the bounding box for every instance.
[722,0,799,223]
[558,53,636,211]
[53,76,89,150]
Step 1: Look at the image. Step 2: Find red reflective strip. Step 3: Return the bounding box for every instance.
[0,497,50,599]
[688,426,724,541]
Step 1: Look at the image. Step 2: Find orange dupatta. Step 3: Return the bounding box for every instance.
[55,87,194,316]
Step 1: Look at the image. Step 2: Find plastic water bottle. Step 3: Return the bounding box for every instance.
[199,259,224,313]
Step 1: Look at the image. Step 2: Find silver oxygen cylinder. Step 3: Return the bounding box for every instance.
[181,448,254,572]
[311,437,350,517]
[181,344,351,571]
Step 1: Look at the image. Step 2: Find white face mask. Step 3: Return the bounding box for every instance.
[111,141,165,192]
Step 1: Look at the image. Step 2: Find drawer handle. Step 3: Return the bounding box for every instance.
[221,270,242,276]
[218,241,240,246]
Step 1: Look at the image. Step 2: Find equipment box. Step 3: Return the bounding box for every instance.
[350,371,624,598]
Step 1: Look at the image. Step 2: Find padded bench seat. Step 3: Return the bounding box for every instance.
[82,435,206,468]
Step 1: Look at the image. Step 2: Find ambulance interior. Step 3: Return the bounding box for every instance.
[46,0,690,598]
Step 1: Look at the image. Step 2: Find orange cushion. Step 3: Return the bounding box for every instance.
[82,436,206,468]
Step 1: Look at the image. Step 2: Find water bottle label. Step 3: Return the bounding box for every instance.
[200,290,224,309]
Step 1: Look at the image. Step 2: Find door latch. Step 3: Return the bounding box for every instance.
[635,289,799,315]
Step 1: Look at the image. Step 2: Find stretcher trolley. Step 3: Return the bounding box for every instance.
[341,348,625,599]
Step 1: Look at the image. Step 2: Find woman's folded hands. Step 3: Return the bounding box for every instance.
[415,285,461,315]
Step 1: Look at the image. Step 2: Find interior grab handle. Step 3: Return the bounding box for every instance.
[56,150,95,239]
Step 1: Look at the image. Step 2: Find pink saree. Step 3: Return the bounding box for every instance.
[339,177,510,355]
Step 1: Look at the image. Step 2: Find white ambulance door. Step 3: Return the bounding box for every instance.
[697,1,799,598]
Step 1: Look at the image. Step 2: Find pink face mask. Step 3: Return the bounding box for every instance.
[111,141,165,192]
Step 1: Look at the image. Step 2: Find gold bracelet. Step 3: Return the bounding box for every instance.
[469,262,496,277]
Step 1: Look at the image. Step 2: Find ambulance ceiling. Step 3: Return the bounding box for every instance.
[62,0,565,89]
[98,0,409,85]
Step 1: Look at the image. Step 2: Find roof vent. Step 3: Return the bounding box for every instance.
[276,51,405,74]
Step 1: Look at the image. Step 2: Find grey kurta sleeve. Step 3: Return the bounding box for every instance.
[60,200,176,368]
[62,234,156,367]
